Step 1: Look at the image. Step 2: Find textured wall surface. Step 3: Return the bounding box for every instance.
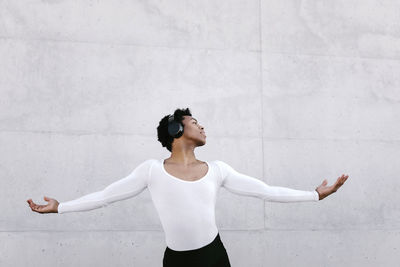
[1,1,399,266]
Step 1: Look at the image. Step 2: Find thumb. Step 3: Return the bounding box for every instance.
[321,179,328,186]
[44,196,50,202]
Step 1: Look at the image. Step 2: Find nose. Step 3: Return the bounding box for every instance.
[199,124,205,133]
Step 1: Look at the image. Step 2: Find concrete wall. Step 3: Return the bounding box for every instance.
[1,1,399,266]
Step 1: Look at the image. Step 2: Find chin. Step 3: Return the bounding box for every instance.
[196,141,206,147]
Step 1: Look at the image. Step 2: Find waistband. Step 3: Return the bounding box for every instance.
[165,233,222,255]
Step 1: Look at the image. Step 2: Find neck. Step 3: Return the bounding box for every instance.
[166,143,198,165]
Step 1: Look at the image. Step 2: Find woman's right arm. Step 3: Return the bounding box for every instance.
[27,159,155,214]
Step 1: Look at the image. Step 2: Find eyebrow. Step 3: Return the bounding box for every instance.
[191,118,198,123]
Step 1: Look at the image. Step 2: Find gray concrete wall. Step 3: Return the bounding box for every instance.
[1,1,399,266]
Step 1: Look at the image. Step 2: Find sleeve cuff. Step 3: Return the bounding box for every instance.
[57,203,64,214]
[313,190,320,201]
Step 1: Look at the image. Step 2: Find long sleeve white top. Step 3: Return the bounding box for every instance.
[58,159,319,251]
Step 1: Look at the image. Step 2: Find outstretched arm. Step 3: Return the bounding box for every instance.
[216,161,347,202]
[27,159,154,214]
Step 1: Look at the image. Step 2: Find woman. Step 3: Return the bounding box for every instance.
[27,108,348,266]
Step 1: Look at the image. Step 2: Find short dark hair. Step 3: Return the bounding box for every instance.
[157,108,192,152]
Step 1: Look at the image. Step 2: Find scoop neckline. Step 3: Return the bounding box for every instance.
[161,159,210,183]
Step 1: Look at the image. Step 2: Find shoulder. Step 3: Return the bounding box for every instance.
[209,160,234,184]
[136,159,158,166]
[211,160,233,169]
[131,159,159,183]
[133,159,159,173]
[144,158,159,165]
[209,160,236,176]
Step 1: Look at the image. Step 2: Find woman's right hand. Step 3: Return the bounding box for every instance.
[27,196,59,214]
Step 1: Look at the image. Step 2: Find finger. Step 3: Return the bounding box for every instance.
[334,177,346,189]
[35,205,44,212]
[341,177,348,185]
[31,206,41,213]
[334,178,343,187]
[34,206,42,212]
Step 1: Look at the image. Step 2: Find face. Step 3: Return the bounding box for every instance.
[181,115,207,147]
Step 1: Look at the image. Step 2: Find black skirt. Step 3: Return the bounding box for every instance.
[163,233,231,267]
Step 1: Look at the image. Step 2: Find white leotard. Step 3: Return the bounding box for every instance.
[58,159,319,251]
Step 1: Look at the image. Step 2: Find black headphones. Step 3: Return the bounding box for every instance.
[167,114,184,138]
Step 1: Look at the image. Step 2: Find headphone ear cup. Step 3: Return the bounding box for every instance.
[174,123,184,138]
[168,121,184,138]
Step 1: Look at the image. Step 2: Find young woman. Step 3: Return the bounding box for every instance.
[27,108,348,267]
